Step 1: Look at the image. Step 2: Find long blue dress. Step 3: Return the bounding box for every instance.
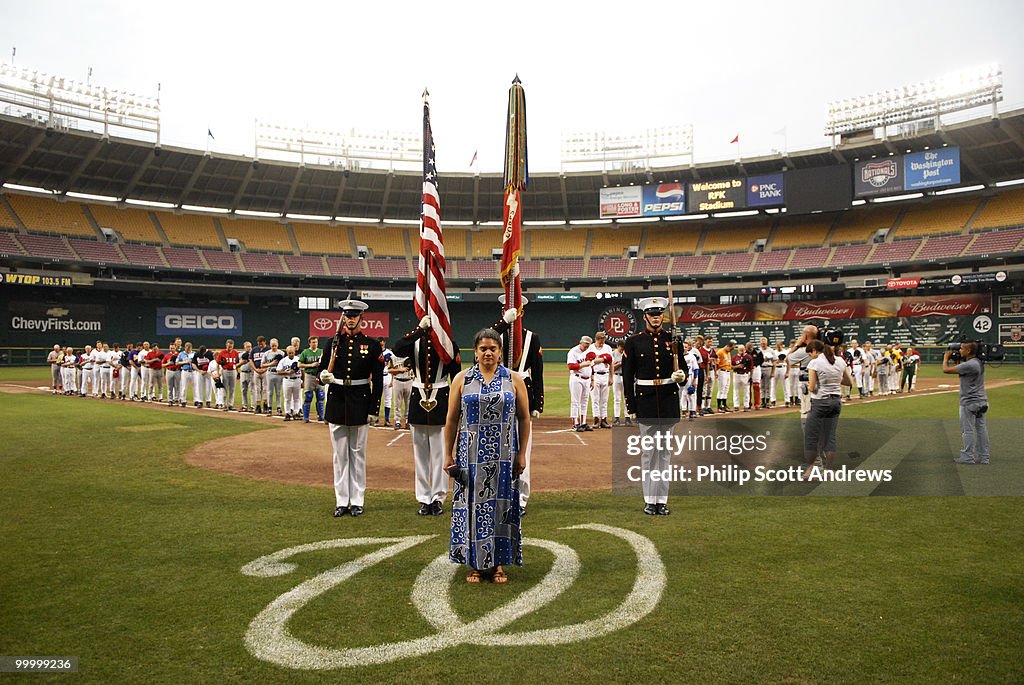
[450,364,522,570]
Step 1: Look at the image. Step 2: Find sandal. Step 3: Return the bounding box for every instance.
[492,568,508,585]
[466,570,482,584]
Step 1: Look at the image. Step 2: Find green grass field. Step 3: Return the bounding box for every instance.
[2,365,1023,683]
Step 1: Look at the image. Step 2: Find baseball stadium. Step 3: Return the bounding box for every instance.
[2,12,1024,683]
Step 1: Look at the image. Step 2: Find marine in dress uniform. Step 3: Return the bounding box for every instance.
[621,297,687,516]
[318,300,385,517]
[393,315,461,516]
[492,295,545,514]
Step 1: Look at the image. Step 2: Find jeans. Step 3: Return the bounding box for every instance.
[804,395,842,463]
[958,405,990,463]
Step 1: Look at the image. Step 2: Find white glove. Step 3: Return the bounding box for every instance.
[629,413,637,422]
[503,308,518,324]
[319,370,335,384]
[418,315,431,329]
[531,410,540,418]
[671,369,687,384]
[367,415,376,425]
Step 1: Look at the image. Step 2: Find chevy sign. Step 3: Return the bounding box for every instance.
[157,308,243,336]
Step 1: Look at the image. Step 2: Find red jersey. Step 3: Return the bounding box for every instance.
[163,351,179,370]
[147,349,164,369]
[216,349,239,370]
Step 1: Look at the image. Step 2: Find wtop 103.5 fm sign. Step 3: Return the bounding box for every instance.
[157,308,243,336]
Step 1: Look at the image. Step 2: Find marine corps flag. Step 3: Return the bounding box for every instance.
[414,90,455,364]
[501,75,528,366]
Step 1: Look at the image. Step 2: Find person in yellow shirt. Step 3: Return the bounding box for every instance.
[715,341,735,413]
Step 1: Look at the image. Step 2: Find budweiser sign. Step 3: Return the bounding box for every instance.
[886,277,921,290]
[784,300,866,320]
[897,295,990,317]
[680,305,752,323]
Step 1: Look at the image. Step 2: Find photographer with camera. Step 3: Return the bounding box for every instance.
[943,342,990,465]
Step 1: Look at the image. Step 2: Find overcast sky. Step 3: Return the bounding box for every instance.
[2,0,1022,174]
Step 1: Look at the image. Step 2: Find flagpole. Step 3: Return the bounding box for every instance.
[501,75,528,369]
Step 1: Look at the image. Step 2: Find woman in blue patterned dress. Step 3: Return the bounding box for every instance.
[444,328,531,584]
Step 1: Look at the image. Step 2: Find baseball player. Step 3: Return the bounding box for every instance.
[163,341,181,406]
[681,339,700,420]
[318,300,385,518]
[216,339,239,411]
[863,341,878,396]
[849,340,865,398]
[611,341,627,425]
[732,343,752,411]
[876,344,892,397]
[251,336,270,414]
[78,344,95,397]
[378,338,394,427]
[238,341,254,411]
[393,313,461,515]
[97,343,114,399]
[136,341,151,401]
[622,297,687,515]
[298,336,325,423]
[700,337,717,414]
[176,342,195,406]
[715,340,734,412]
[757,338,776,409]
[48,344,62,394]
[589,331,614,428]
[786,339,802,406]
[787,325,819,430]
[263,338,286,416]
[194,345,212,408]
[61,347,77,395]
[276,345,303,420]
[389,350,414,430]
[902,347,920,393]
[147,342,165,402]
[567,336,595,432]
[771,341,787,407]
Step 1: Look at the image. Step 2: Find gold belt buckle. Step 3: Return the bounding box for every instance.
[652,378,663,386]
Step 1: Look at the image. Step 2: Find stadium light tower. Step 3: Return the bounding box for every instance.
[254,120,420,172]
[560,124,694,173]
[0,63,160,143]
[825,63,1003,142]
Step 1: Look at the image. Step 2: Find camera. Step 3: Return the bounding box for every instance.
[817,326,845,347]
[947,340,1005,364]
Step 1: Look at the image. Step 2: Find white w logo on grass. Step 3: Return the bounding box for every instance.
[240,524,666,670]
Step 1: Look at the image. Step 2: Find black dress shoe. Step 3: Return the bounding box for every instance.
[655,504,671,516]
[519,505,527,518]
[643,504,657,515]
[417,502,431,516]
[349,505,364,517]
[333,506,349,517]
[431,501,443,516]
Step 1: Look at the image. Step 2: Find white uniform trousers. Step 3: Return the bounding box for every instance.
[590,374,610,419]
[852,364,864,395]
[330,423,368,507]
[99,367,113,396]
[770,366,784,402]
[866,368,876,394]
[518,431,532,509]
[253,372,268,407]
[569,374,591,422]
[166,369,180,403]
[733,372,750,408]
[639,421,671,505]
[382,375,393,409]
[62,367,76,392]
[130,366,142,398]
[411,424,447,505]
[680,384,698,413]
[81,367,96,395]
[612,374,625,419]
[140,366,152,398]
[194,372,210,404]
[392,379,412,424]
[118,367,129,396]
[716,369,731,400]
[282,378,302,415]
[787,369,800,403]
[267,375,283,413]
[178,370,193,404]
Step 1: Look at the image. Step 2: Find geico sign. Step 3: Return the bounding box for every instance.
[164,314,237,330]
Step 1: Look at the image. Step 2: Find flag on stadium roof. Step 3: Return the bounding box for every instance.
[414,90,455,365]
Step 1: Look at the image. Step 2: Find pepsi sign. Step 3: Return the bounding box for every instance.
[747,173,784,207]
[640,182,687,216]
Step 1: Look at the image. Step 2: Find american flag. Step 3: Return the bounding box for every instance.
[414,96,455,364]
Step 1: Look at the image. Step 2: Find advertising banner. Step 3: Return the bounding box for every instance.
[599,187,642,219]
[1,273,73,288]
[783,299,869,321]
[308,310,389,338]
[641,183,686,216]
[998,294,1024,319]
[999,323,1024,345]
[688,178,746,213]
[746,173,784,208]
[886,277,921,290]
[157,308,243,336]
[7,301,105,335]
[597,305,639,345]
[904,147,960,191]
[854,158,903,197]
[895,294,991,317]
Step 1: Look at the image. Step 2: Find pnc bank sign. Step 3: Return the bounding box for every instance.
[308,310,390,338]
[157,308,243,336]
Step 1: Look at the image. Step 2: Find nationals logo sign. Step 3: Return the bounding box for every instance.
[308,310,390,338]
[597,306,638,345]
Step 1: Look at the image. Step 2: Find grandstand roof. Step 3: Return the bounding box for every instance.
[2,109,1024,222]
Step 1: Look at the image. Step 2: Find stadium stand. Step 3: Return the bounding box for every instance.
[752,250,791,271]
[469,230,504,259]
[871,238,922,263]
[828,244,873,267]
[68,238,125,264]
[87,204,162,244]
[367,259,411,278]
[17,233,76,260]
[544,259,585,278]
[291,222,353,256]
[158,213,222,248]
[789,247,832,270]
[0,230,27,255]
[629,256,669,277]
[529,228,583,258]
[770,215,835,248]
[589,227,642,257]
[644,226,700,256]
[670,254,711,276]
[0,197,21,229]
[963,227,1024,256]
[829,206,899,245]
[326,256,367,277]
[914,234,973,261]
[220,218,293,253]
[588,258,630,277]
[518,259,541,279]
[284,254,327,276]
[709,252,755,273]
[119,243,164,267]
[971,188,1024,229]
[441,228,468,259]
[240,252,287,273]
[699,221,770,254]
[162,246,206,269]
[7,195,94,237]
[896,197,978,237]
[202,249,242,271]
[352,225,407,258]
[453,260,498,280]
